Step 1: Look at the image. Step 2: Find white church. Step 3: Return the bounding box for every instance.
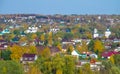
[93,28,99,38]
[105,28,111,38]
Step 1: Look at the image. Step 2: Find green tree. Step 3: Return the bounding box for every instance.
[27,65,42,74]
[114,54,120,67]
[0,61,24,74]
[63,33,73,40]
[13,29,20,35]
[63,56,75,74]
[56,69,62,74]
[110,66,120,74]
[82,63,93,74]
[1,50,11,60]
[88,39,94,51]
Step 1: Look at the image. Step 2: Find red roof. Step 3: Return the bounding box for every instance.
[102,51,120,57]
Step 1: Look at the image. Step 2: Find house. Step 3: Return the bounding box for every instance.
[0,28,10,35]
[89,53,98,58]
[71,39,82,43]
[71,50,87,58]
[0,40,7,45]
[49,46,61,56]
[36,45,61,56]
[20,53,38,72]
[102,51,120,59]
[11,36,20,43]
[25,25,38,33]
[49,26,60,33]
[2,28,10,34]
[0,40,8,50]
[62,39,75,45]
[20,31,26,36]
[90,62,102,71]
[113,38,120,43]
[105,44,112,49]
[20,53,37,64]
[71,50,79,56]
[0,44,8,50]
[114,47,120,52]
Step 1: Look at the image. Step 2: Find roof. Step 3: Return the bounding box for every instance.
[36,45,60,55]
[22,53,36,58]
[102,51,120,57]
[0,40,7,42]
[49,46,60,53]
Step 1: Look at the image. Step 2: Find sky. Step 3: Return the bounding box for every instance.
[0,0,120,15]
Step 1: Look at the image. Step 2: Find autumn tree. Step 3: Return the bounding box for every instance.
[63,55,75,74]
[94,39,105,55]
[85,32,92,39]
[48,32,53,46]
[76,41,88,53]
[57,44,62,51]
[27,65,42,74]
[82,63,93,74]
[19,36,27,43]
[109,54,115,64]
[41,47,51,58]
[29,45,37,54]
[54,54,65,72]
[9,44,24,61]
[31,33,37,40]
[56,69,62,74]
[40,33,45,41]
[67,44,74,54]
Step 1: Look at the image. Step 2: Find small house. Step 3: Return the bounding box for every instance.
[20,53,37,64]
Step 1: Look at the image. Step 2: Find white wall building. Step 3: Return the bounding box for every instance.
[25,26,38,33]
[50,26,60,33]
[105,29,111,38]
[93,28,99,38]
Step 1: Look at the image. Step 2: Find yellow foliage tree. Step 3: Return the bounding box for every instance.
[20,36,27,42]
[57,44,62,51]
[28,65,42,74]
[94,39,105,53]
[29,46,37,54]
[76,41,88,53]
[67,44,74,53]
[48,32,53,46]
[41,47,51,57]
[109,54,114,64]
[40,34,45,41]
[10,44,24,61]
[31,33,37,40]
[56,69,62,74]
[85,32,92,39]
